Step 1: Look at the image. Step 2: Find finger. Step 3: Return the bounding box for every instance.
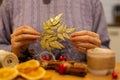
[13,34,40,42]
[13,29,40,37]
[70,30,99,38]
[72,42,97,49]
[75,47,87,54]
[11,40,36,49]
[14,25,30,32]
[13,26,40,35]
[14,25,34,31]
[17,25,39,32]
[12,25,40,35]
[19,40,36,46]
[71,35,101,47]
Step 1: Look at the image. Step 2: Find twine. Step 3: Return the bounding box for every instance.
[39,51,56,61]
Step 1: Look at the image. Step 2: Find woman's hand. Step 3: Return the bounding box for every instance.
[70,30,101,54]
[10,25,40,57]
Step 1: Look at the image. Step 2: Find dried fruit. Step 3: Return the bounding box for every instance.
[0,67,18,80]
[42,72,52,80]
[59,55,67,61]
[58,63,67,74]
[112,71,118,79]
[42,56,50,61]
[19,67,46,80]
[16,59,46,80]
[16,59,40,70]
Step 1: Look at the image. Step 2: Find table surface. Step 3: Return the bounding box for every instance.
[46,63,120,80]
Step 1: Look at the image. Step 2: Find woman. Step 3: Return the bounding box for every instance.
[0,0,110,62]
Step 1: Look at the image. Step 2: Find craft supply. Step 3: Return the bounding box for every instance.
[0,50,19,67]
[40,60,87,77]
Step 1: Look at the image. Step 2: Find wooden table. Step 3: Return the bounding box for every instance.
[46,63,120,80]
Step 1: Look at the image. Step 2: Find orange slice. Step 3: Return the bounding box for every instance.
[16,59,46,80]
[19,67,46,80]
[0,67,18,80]
[42,72,52,80]
[16,59,40,71]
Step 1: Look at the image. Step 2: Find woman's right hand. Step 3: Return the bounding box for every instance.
[10,25,40,57]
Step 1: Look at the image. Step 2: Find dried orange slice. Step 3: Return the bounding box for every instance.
[16,59,40,71]
[16,59,46,80]
[42,72,52,80]
[19,67,46,80]
[0,67,18,80]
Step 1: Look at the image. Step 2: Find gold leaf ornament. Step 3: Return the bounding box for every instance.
[45,30,55,34]
[66,28,76,33]
[52,13,62,25]
[40,13,76,50]
[49,41,64,49]
[63,33,70,39]
[57,24,65,33]
[57,33,65,40]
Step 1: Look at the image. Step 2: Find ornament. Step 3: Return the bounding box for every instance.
[40,13,76,51]
[58,63,67,74]
[112,72,118,79]
[59,55,67,61]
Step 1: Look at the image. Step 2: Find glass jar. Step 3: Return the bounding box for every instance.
[87,48,115,75]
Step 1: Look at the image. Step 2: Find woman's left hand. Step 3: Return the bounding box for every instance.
[70,30,101,54]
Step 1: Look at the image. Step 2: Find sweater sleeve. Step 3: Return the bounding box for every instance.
[92,0,110,48]
[0,0,13,51]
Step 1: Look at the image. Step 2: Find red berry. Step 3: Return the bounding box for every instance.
[63,65,67,71]
[58,63,67,74]
[42,56,50,61]
[59,55,67,61]
[58,63,64,74]
[112,72,118,79]
[45,56,50,61]
[59,63,64,69]
[58,68,64,74]
[63,56,67,61]
[42,56,46,60]
[59,56,64,61]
